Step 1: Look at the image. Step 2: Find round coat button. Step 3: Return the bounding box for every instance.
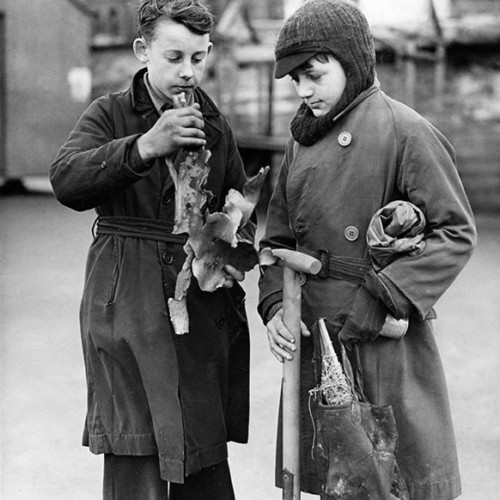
[338,131,352,147]
[344,226,359,241]
[162,252,173,264]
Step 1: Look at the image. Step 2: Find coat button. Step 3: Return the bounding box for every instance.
[344,226,359,241]
[338,131,352,147]
[216,317,226,328]
[162,252,173,264]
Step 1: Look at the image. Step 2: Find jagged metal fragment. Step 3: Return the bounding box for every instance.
[170,148,212,235]
[166,93,269,333]
[190,167,269,293]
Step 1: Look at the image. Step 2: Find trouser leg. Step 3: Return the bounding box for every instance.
[103,454,168,500]
[103,454,235,500]
[169,460,235,500]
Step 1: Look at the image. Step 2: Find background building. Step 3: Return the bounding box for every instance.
[0,0,93,183]
[0,0,498,211]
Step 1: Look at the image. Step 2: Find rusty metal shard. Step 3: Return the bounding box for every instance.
[174,243,194,300]
[203,205,242,247]
[168,141,269,332]
[243,166,270,209]
[168,245,193,335]
[192,237,259,292]
[172,148,212,235]
[189,167,269,293]
[167,297,189,335]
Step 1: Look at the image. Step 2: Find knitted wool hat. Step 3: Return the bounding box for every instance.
[274,0,375,93]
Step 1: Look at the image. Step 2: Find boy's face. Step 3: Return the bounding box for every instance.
[289,55,346,117]
[133,19,212,101]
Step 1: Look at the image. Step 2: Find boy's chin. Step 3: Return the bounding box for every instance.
[310,108,326,118]
[306,104,329,117]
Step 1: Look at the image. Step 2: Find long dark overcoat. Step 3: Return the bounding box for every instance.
[50,68,252,484]
[259,85,477,500]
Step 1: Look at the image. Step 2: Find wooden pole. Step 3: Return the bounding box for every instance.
[404,39,416,109]
[281,266,302,500]
[434,43,446,112]
[259,248,319,499]
[429,0,446,112]
[266,61,275,137]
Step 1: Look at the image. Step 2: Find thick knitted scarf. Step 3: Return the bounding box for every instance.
[291,91,350,146]
[290,72,373,146]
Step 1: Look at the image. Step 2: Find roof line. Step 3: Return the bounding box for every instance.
[65,0,97,18]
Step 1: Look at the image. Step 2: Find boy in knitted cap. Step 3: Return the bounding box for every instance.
[258,1,476,499]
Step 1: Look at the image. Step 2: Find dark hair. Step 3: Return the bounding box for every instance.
[137,0,214,41]
[299,52,332,71]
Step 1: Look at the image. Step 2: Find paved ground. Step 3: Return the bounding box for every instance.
[1,192,499,499]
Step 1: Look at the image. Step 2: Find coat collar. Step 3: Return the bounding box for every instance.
[332,80,380,123]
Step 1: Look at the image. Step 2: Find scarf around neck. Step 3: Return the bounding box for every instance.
[290,71,376,146]
[290,95,350,147]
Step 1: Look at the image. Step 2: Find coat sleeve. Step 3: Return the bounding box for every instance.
[257,139,297,322]
[49,95,153,211]
[377,118,477,319]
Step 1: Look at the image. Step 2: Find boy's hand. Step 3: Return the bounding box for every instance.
[137,103,206,161]
[266,308,310,363]
[221,264,245,289]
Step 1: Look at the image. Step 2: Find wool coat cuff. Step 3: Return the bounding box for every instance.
[363,269,413,319]
[258,292,283,325]
[126,137,155,174]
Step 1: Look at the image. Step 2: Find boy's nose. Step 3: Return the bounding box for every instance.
[296,81,313,99]
[179,61,194,80]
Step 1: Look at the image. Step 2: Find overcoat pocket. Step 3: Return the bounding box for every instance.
[106,235,125,306]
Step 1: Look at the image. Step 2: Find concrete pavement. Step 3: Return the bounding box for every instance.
[1,193,499,499]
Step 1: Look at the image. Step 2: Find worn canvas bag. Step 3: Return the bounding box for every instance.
[311,320,409,500]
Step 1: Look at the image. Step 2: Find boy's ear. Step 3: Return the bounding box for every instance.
[207,42,213,56]
[133,37,149,64]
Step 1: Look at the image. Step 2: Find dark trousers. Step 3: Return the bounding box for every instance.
[103,454,236,500]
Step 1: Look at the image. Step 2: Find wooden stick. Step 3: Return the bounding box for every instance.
[282,266,302,500]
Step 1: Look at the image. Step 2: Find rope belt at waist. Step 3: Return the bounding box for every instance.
[96,216,187,244]
[298,247,372,283]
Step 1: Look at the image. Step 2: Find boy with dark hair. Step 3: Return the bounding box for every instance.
[50,1,251,498]
[259,1,476,498]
